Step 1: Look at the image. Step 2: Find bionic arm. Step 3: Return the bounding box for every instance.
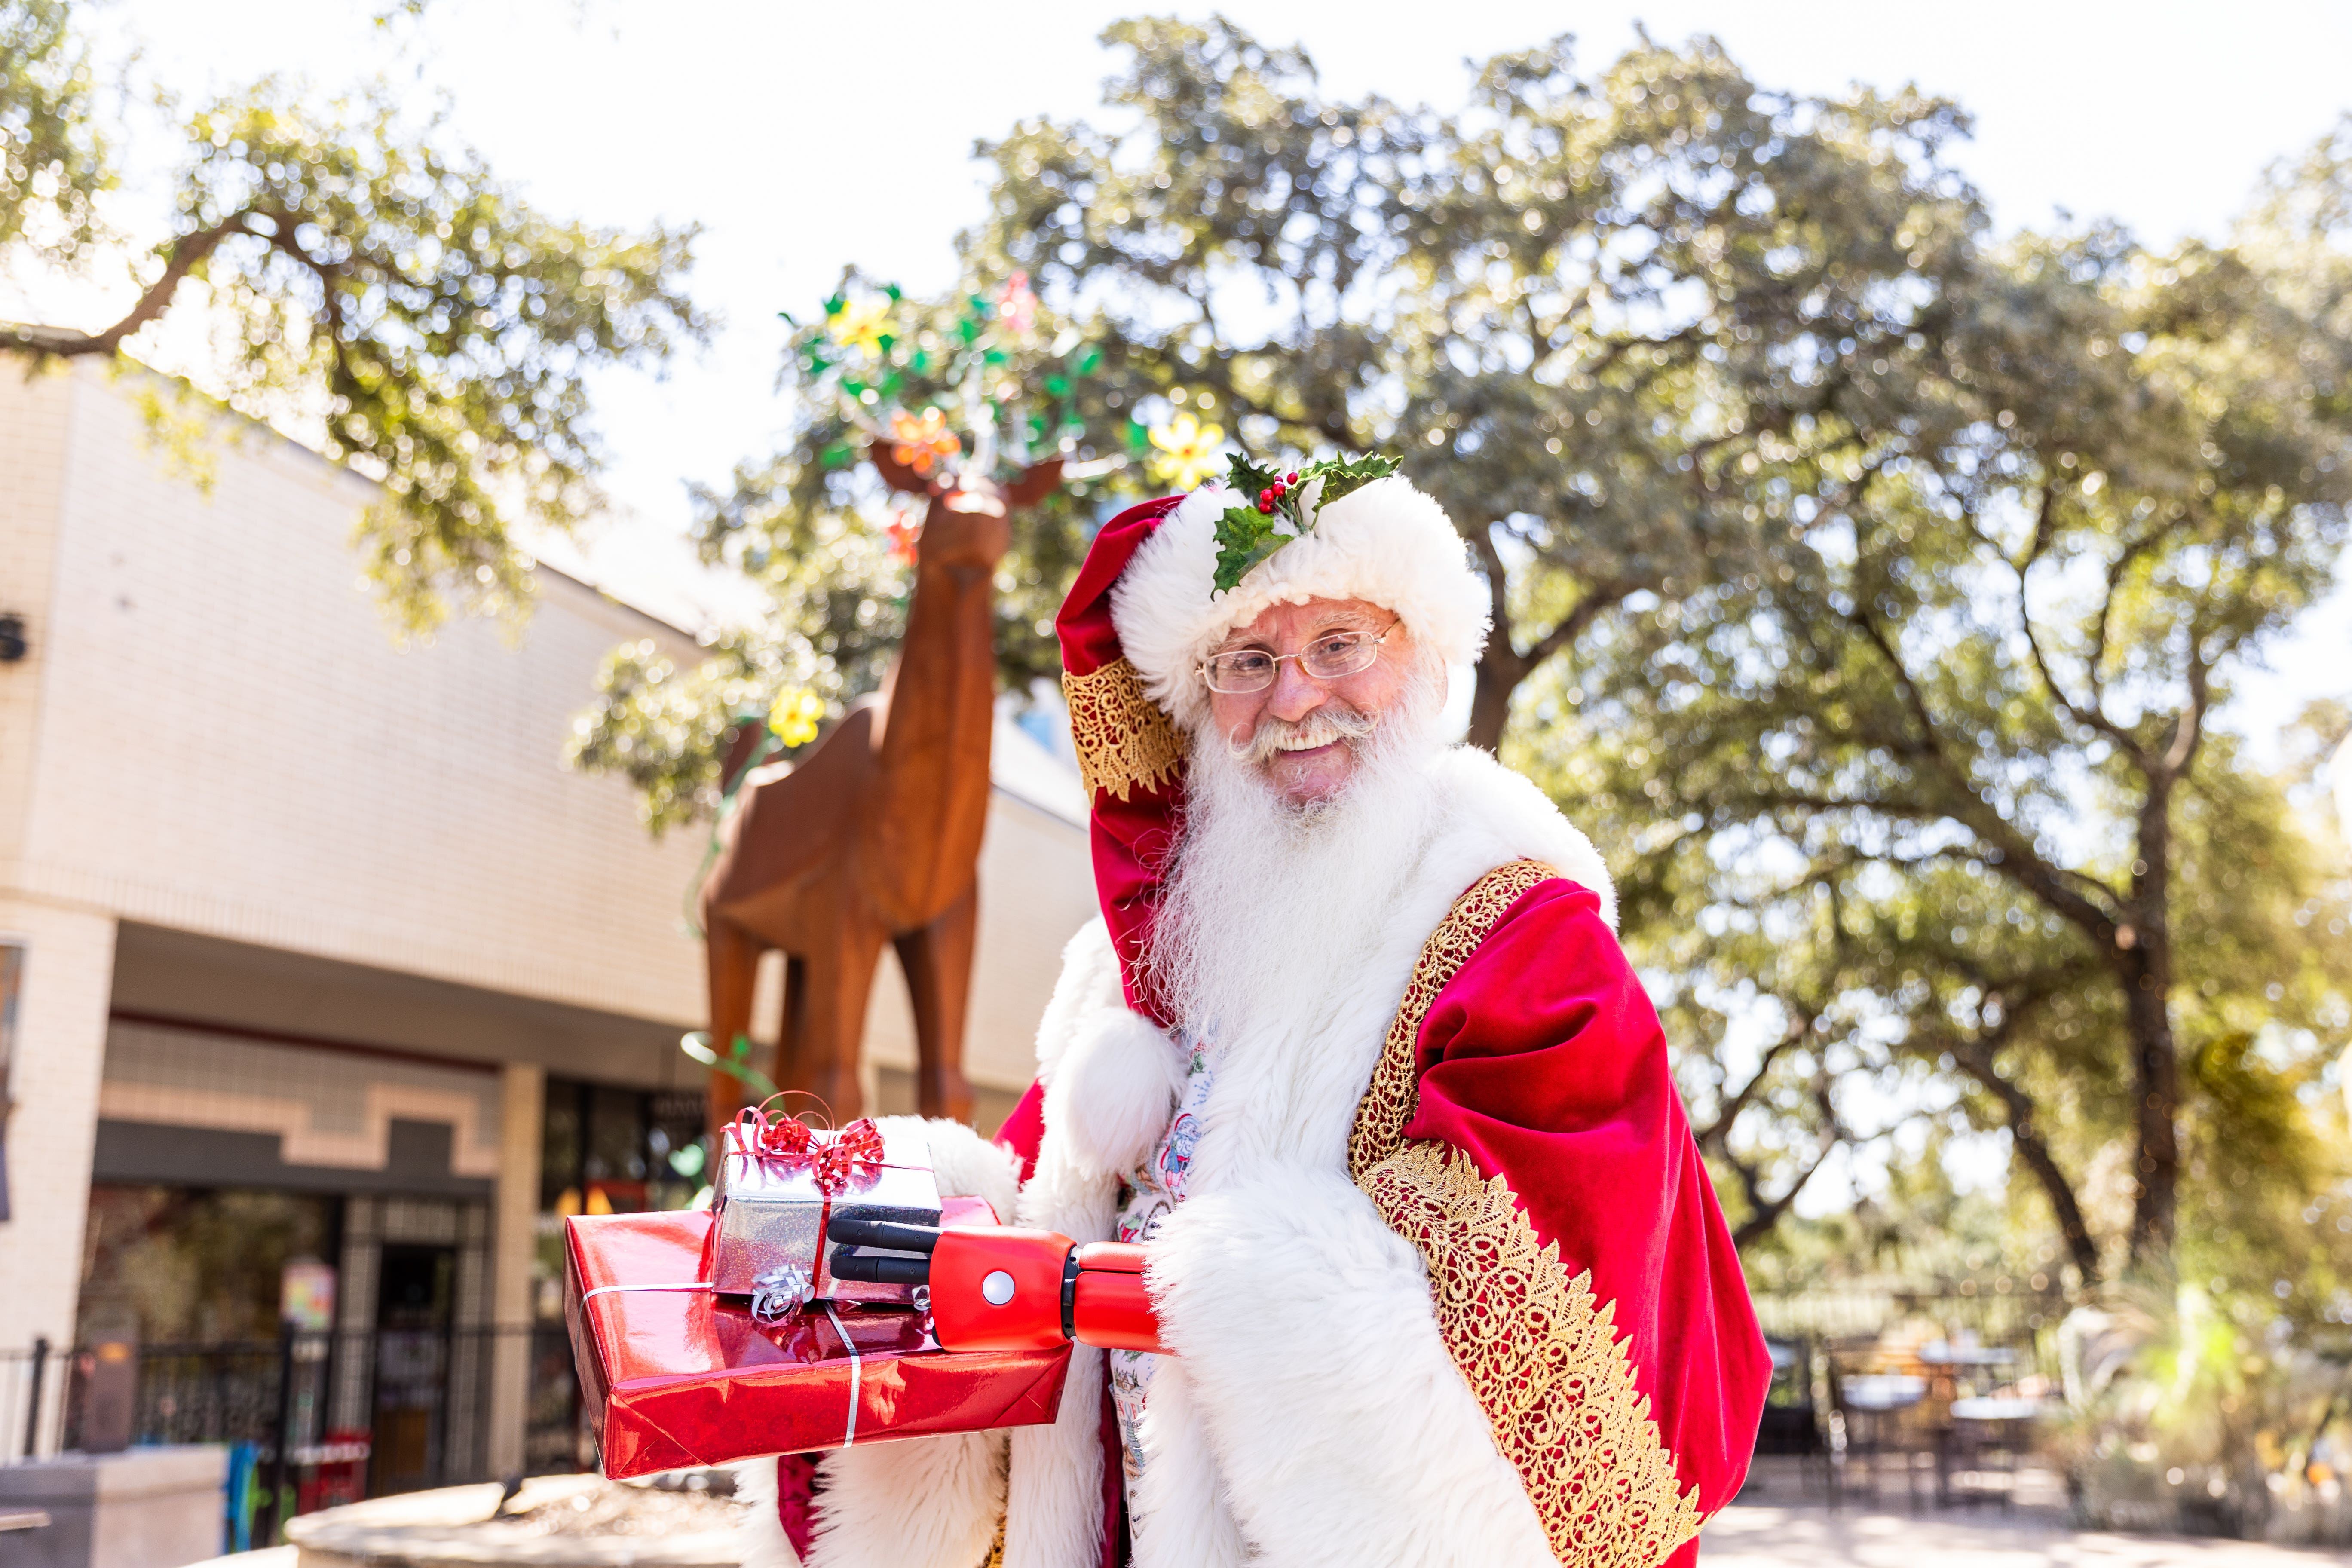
[827,1216,1164,1354]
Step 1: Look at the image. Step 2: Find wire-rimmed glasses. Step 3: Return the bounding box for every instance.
[1198,625,1396,694]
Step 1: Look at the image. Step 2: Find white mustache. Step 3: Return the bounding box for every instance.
[1230,703,1381,765]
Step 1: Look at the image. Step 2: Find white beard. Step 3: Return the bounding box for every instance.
[1148,674,1449,1045]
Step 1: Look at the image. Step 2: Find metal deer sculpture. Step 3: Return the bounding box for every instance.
[698,443,1062,1133]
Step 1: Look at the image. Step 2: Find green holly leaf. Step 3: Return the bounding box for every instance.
[1213,502,1286,593]
[1300,450,1401,511]
[1224,448,1281,499]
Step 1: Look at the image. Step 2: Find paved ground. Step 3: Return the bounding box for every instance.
[1709,1461,2341,1566]
[1706,1504,2343,1567]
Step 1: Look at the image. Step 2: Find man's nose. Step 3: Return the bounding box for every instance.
[1264,658,1330,722]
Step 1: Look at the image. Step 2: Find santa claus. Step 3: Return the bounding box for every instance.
[740,466,1770,1568]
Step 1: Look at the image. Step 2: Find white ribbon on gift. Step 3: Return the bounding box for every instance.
[580,1281,710,1302]
[823,1301,861,1448]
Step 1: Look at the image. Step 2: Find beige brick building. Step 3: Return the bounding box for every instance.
[0,361,1095,1485]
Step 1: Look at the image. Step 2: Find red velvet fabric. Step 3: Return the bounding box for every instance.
[1054,495,1189,1026]
[1405,875,1772,1527]
[994,1078,1046,1185]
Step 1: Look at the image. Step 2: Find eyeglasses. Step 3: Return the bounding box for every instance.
[1198,625,1396,694]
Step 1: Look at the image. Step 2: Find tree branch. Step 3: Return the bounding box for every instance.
[1,211,263,358]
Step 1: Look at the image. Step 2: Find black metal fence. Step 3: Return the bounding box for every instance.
[1,1327,584,1547]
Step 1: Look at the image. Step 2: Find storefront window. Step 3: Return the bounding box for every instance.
[78,1185,341,1344]
[532,1079,707,1322]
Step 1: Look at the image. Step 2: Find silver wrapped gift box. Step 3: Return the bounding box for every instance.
[707,1119,940,1308]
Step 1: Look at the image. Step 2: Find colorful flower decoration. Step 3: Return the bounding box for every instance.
[885,512,922,564]
[1149,411,1227,490]
[768,688,825,748]
[889,407,961,475]
[997,271,1038,337]
[830,295,894,357]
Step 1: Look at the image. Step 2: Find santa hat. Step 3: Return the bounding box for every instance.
[1055,474,1489,1020]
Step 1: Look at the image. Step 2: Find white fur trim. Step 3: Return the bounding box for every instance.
[1128,1360,1246,1568]
[1424,746,1616,929]
[1031,920,1126,1086]
[733,1458,802,1568]
[1112,477,1492,731]
[885,1115,1021,1218]
[807,1427,1008,1568]
[1145,1173,1555,1568]
[1043,1008,1183,1182]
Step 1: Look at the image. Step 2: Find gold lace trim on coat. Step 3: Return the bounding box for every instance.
[1363,1142,1704,1567]
[1062,658,1182,802]
[1346,858,1556,1180]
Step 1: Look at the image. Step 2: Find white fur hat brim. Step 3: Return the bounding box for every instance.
[1108,475,1491,730]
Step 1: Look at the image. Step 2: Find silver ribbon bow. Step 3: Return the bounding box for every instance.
[748,1261,815,1323]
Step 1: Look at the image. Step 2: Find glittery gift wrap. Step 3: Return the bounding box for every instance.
[706,1118,942,1307]
[563,1202,1071,1479]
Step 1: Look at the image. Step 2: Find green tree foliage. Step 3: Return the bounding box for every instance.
[0,0,705,628]
[1526,133,2352,1283]
[0,0,108,262]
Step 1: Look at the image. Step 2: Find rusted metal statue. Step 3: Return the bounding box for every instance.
[698,443,1062,1132]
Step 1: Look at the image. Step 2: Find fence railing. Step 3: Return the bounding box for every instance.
[1,1326,584,1545]
[1751,1286,2069,1368]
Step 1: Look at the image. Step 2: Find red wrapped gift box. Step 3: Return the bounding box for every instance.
[565,1198,1072,1478]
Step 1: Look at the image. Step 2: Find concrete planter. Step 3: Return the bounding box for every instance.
[0,1446,230,1568]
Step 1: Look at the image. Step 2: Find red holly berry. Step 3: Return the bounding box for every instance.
[1286,471,1300,485]
[1257,499,1274,514]
[1271,481,1287,498]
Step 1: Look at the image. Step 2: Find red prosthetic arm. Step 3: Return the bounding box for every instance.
[827,1218,1165,1354]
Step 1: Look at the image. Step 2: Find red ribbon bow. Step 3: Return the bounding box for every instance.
[735,1099,887,1194]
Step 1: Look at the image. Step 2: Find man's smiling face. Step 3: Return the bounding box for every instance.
[1201,595,1418,808]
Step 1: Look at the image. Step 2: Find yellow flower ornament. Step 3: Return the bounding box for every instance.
[1149,411,1226,490]
[768,688,825,748]
[830,296,894,357]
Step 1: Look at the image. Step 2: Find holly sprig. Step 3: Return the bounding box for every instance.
[1211,450,1402,592]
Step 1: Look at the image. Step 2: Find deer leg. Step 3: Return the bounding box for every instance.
[773,953,808,1094]
[703,913,765,1139]
[894,880,977,1124]
[796,925,884,1121]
